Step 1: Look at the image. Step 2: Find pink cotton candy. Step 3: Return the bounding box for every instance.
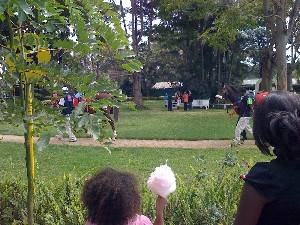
[147,164,176,198]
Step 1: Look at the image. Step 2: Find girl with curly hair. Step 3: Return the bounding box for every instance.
[234,92,300,225]
[82,168,168,225]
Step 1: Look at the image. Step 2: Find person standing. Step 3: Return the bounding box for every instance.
[176,91,181,110]
[183,91,189,111]
[164,93,168,107]
[188,91,193,110]
[56,86,77,142]
[167,92,173,111]
[232,88,253,146]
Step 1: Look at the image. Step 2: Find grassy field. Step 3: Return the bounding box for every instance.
[0,100,247,140]
[0,141,271,183]
[0,99,265,182]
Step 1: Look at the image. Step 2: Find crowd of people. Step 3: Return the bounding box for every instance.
[164,91,193,111]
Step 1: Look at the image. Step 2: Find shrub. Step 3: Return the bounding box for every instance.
[0,152,250,224]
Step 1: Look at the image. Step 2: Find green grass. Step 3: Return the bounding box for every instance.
[0,142,272,182]
[0,100,262,181]
[0,100,248,140]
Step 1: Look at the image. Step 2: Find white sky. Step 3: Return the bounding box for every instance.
[122,0,131,7]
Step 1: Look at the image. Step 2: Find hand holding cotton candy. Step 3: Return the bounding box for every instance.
[147,163,176,198]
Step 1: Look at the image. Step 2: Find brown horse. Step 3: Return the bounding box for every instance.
[216,84,248,140]
[216,84,240,105]
[85,92,119,141]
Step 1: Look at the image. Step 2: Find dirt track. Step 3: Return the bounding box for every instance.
[0,135,256,149]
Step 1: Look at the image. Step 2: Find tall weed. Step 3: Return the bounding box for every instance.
[1,152,250,224]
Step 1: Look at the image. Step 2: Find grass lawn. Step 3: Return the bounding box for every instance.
[0,142,273,183]
[0,100,247,140]
[0,99,263,182]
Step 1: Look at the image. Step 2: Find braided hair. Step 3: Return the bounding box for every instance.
[253,92,300,162]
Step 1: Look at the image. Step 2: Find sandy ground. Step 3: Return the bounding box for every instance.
[0,135,256,149]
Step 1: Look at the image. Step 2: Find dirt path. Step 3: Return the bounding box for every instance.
[0,135,256,149]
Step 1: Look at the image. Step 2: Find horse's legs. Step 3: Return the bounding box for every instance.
[105,107,117,141]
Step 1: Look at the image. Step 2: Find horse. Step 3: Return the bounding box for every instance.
[216,84,248,140]
[84,92,119,141]
[216,84,240,106]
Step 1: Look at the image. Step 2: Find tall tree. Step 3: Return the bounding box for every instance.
[263,0,300,90]
[131,0,144,105]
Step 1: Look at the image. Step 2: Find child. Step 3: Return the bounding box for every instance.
[82,168,168,225]
[234,92,300,225]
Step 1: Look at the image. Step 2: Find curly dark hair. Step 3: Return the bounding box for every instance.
[82,168,141,225]
[253,91,300,161]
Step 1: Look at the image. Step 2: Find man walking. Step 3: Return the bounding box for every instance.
[56,86,77,142]
[232,88,253,146]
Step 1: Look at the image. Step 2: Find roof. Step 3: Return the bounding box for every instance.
[242,79,260,85]
[152,82,182,89]
[242,78,298,86]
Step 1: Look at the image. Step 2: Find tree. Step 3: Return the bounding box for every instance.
[0,0,139,224]
[262,0,300,91]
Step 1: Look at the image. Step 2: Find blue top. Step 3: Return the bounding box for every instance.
[245,159,300,225]
[164,93,168,100]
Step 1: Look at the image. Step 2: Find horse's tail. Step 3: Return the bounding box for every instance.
[113,107,119,122]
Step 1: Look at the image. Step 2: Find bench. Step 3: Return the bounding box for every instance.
[193,99,210,109]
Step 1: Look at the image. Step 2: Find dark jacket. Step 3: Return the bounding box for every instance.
[238,95,252,117]
[62,93,74,115]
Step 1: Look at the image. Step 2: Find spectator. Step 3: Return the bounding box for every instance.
[175,91,181,110]
[164,93,168,107]
[167,92,173,111]
[188,91,193,110]
[82,168,168,225]
[234,92,300,225]
[183,91,189,111]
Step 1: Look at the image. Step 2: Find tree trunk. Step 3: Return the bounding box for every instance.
[200,43,205,81]
[275,31,288,91]
[131,0,143,106]
[133,72,143,105]
[260,47,273,91]
[217,50,221,84]
[120,0,128,35]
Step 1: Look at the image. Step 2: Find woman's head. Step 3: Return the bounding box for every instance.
[253,92,300,161]
[82,168,141,225]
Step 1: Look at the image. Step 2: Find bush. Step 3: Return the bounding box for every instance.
[0,153,250,224]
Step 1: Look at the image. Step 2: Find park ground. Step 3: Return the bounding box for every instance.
[0,134,256,149]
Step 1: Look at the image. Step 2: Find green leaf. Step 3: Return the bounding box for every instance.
[87,125,100,141]
[115,50,136,60]
[53,39,75,50]
[122,59,143,72]
[111,40,121,51]
[84,38,98,44]
[121,63,134,73]
[0,14,5,21]
[18,7,27,23]
[36,134,50,152]
[46,24,56,32]
[100,127,110,139]
[77,113,90,128]
[0,0,9,15]
[56,124,66,134]
[17,0,35,17]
